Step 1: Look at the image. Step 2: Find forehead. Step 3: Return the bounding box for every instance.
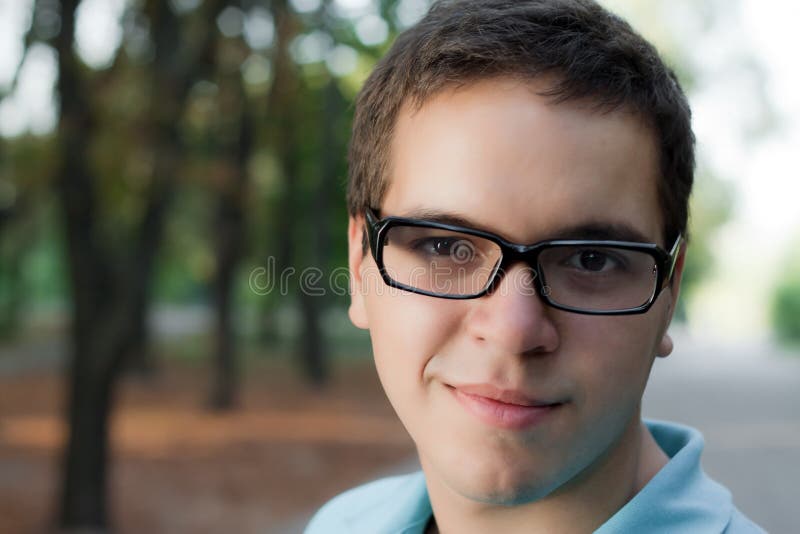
[384,77,663,245]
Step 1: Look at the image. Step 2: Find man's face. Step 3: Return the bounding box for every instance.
[347,78,683,505]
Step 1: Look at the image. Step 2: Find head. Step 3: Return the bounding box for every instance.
[346,0,693,507]
[347,0,694,247]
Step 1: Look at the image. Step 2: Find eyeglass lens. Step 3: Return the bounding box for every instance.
[380,224,658,311]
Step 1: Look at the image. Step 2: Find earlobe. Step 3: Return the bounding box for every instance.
[656,332,673,358]
[347,216,370,329]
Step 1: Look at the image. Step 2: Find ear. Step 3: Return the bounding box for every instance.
[348,215,370,329]
[656,242,687,358]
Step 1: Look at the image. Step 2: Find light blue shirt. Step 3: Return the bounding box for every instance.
[305,420,765,533]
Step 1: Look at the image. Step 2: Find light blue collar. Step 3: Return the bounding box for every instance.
[401,420,735,533]
[306,419,748,533]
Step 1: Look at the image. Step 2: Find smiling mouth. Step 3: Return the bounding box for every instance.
[447,385,565,430]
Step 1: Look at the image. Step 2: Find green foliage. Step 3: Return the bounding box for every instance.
[771,245,800,347]
[674,169,734,321]
[0,204,67,337]
[772,278,800,346]
[0,134,63,338]
[153,184,214,304]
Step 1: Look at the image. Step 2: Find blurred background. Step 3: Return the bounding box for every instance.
[0,0,797,532]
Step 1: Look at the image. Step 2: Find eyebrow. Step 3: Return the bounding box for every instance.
[395,208,654,244]
[547,223,652,244]
[398,208,488,232]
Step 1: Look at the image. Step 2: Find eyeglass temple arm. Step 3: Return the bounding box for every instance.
[364,207,379,226]
[363,208,381,256]
[665,233,683,284]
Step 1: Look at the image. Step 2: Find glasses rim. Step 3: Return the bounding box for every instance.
[364,207,683,316]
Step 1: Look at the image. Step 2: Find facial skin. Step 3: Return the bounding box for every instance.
[347,78,685,533]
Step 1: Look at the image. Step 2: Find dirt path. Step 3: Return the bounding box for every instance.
[0,356,416,533]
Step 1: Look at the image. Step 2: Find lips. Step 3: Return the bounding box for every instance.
[448,384,564,430]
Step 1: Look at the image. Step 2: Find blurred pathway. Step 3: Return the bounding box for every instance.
[644,327,799,534]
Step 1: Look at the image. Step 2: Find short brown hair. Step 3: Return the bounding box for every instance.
[347,0,695,246]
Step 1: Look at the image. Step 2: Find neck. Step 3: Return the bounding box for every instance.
[423,415,668,534]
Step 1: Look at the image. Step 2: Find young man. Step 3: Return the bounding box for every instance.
[307,1,764,532]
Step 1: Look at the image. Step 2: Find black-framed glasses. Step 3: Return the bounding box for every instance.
[364,208,682,315]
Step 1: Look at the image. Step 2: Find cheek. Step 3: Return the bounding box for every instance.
[562,314,663,406]
[365,292,463,412]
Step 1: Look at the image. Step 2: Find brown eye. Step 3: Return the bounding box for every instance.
[577,251,610,272]
[409,237,476,263]
[412,237,459,255]
[562,249,628,274]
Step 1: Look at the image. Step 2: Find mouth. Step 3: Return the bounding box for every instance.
[447,384,565,430]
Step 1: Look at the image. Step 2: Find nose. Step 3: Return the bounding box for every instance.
[465,263,560,355]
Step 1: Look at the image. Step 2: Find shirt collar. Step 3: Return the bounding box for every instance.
[595,419,734,533]
[390,420,734,533]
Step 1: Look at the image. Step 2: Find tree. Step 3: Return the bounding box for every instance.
[4,0,400,527]
[208,35,254,409]
[49,0,221,528]
[259,0,333,385]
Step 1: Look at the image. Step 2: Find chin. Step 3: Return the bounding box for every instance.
[449,461,560,506]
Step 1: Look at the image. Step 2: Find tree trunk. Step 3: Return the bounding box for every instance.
[209,197,243,409]
[0,203,26,339]
[209,76,253,410]
[55,1,117,528]
[60,327,125,529]
[264,0,330,384]
[55,0,221,528]
[121,182,173,377]
[296,79,344,386]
